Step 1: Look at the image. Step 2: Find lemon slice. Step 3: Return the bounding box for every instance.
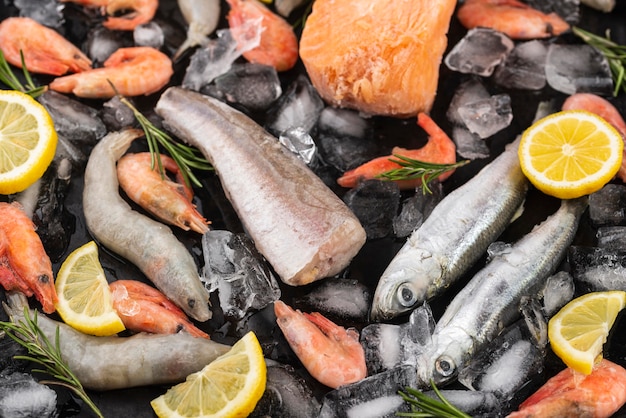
[55,241,125,336]
[151,331,267,418]
[519,110,624,199]
[0,90,57,195]
[548,290,626,375]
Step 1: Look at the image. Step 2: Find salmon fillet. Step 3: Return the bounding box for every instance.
[299,0,457,117]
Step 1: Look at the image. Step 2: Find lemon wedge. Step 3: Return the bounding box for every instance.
[518,110,623,199]
[151,331,267,418]
[54,241,125,336]
[548,290,626,375]
[0,90,57,195]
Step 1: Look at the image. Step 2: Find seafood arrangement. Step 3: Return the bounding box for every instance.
[0,0,626,417]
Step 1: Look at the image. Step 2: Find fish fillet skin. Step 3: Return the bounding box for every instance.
[155,87,367,286]
[299,0,457,117]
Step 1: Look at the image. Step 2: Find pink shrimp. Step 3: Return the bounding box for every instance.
[456,0,570,40]
[562,93,626,183]
[0,17,91,76]
[49,46,173,98]
[110,280,209,338]
[507,359,626,418]
[226,0,299,72]
[116,152,210,234]
[337,113,458,190]
[61,0,158,31]
[0,202,57,314]
[274,300,367,389]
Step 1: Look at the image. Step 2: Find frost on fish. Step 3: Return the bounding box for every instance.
[0,372,57,418]
[156,87,367,286]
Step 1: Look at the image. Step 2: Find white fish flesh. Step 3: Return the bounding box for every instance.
[370,138,528,321]
[155,87,367,286]
[416,197,588,387]
[82,129,211,322]
[3,292,230,391]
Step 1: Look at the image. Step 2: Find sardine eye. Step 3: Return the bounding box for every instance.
[396,283,417,308]
[435,355,456,378]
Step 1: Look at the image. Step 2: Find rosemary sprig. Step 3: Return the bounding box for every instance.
[0,308,103,418]
[0,50,47,98]
[572,26,626,96]
[377,155,469,194]
[397,382,471,418]
[114,92,213,188]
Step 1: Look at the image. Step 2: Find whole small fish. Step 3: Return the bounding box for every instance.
[82,129,211,322]
[416,197,588,387]
[370,138,528,321]
[155,87,366,286]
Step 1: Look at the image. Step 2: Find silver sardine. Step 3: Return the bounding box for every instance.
[371,138,528,321]
[155,87,366,286]
[416,197,588,387]
[83,129,211,322]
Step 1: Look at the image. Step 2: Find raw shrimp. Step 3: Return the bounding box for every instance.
[49,46,173,99]
[274,300,367,389]
[61,0,158,31]
[0,17,91,76]
[562,93,626,183]
[3,292,229,391]
[173,0,221,61]
[456,0,570,40]
[507,359,626,417]
[110,280,209,338]
[0,202,57,314]
[83,129,211,322]
[226,0,298,72]
[337,113,458,190]
[117,152,209,234]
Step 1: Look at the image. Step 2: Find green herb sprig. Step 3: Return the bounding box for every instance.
[0,50,47,98]
[377,156,469,194]
[573,26,626,96]
[113,91,213,188]
[0,308,103,418]
[397,382,471,418]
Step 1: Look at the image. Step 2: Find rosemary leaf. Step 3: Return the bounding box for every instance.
[0,308,104,418]
[572,26,626,96]
[0,50,46,98]
[115,93,213,188]
[397,383,471,418]
[377,155,469,194]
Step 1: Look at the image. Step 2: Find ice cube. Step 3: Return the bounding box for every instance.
[589,184,626,226]
[447,78,491,126]
[38,91,107,145]
[422,390,502,416]
[493,40,548,90]
[0,372,57,418]
[133,21,164,49]
[597,226,626,250]
[279,126,317,165]
[212,63,282,112]
[539,271,575,317]
[445,28,514,77]
[343,180,401,240]
[523,0,580,24]
[251,360,321,418]
[202,230,281,320]
[318,366,417,418]
[393,182,443,238]
[545,43,613,95]
[293,278,371,322]
[83,26,132,65]
[14,0,64,29]
[101,96,137,131]
[569,246,626,293]
[457,93,513,139]
[265,75,325,137]
[451,126,490,160]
